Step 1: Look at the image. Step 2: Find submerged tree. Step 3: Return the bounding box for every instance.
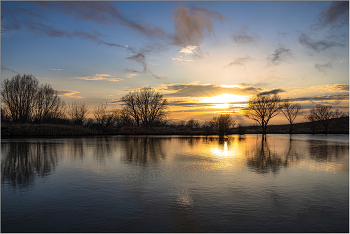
[213,114,235,135]
[281,99,303,134]
[244,94,282,135]
[121,87,168,127]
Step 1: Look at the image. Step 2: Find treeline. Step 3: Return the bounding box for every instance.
[1,74,348,136]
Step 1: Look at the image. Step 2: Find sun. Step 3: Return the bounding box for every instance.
[201,94,247,103]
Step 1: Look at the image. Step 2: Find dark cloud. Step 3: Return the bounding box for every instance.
[173,4,225,46]
[162,84,261,97]
[333,84,349,92]
[35,1,171,40]
[291,94,349,104]
[258,89,285,96]
[314,62,333,74]
[267,45,293,65]
[316,1,349,29]
[232,27,260,44]
[126,53,165,79]
[227,56,252,67]
[299,33,345,52]
[1,66,19,74]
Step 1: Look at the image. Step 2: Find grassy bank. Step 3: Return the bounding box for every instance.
[1,116,348,138]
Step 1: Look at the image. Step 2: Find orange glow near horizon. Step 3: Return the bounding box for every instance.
[201,94,248,110]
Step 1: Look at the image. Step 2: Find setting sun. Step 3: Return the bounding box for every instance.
[201,94,248,104]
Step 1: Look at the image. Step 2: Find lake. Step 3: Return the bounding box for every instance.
[1,134,349,232]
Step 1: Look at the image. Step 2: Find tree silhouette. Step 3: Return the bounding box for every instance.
[244,94,282,135]
[121,87,168,127]
[281,99,303,134]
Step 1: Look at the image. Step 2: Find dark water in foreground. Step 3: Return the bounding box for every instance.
[1,134,349,233]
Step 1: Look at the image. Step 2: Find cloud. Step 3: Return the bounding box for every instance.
[314,62,333,74]
[172,4,225,46]
[290,84,349,94]
[179,45,198,54]
[49,68,70,71]
[316,1,349,29]
[291,94,349,106]
[34,1,171,40]
[126,73,138,78]
[267,45,293,65]
[299,33,345,52]
[1,66,19,74]
[73,75,124,82]
[126,53,166,79]
[161,83,261,97]
[227,55,252,67]
[56,90,83,98]
[258,88,285,96]
[232,26,260,44]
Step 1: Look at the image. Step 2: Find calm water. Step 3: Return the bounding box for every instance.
[1,134,349,233]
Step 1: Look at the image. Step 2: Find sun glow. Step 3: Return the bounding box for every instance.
[201,94,247,103]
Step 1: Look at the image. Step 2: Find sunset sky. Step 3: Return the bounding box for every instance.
[1,1,349,124]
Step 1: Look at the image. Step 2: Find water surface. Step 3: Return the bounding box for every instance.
[2,134,349,232]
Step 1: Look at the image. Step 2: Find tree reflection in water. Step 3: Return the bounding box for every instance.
[1,141,60,188]
[246,137,300,174]
[308,139,348,162]
[122,137,167,165]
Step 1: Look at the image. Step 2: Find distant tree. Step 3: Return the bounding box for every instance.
[33,84,66,123]
[93,103,119,132]
[244,94,282,135]
[237,122,247,136]
[305,114,317,134]
[281,99,303,134]
[68,102,88,125]
[121,87,168,127]
[1,74,39,122]
[202,119,216,135]
[213,114,235,135]
[1,106,10,122]
[186,118,200,130]
[309,104,344,134]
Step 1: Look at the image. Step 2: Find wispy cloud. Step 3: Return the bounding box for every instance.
[179,45,198,54]
[73,74,124,82]
[267,45,293,65]
[126,53,166,79]
[258,88,285,96]
[172,4,225,47]
[314,62,333,74]
[1,66,19,74]
[226,55,252,67]
[160,83,261,97]
[290,84,349,94]
[35,1,171,40]
[49,68,70,71]
[299,33,345,52]
[232,26,260,44]
[56,90,83,98]
[316,1,349,29]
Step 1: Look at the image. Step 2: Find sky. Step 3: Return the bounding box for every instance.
[1,1,349,124]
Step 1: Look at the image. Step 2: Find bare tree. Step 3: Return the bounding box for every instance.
[33,84,66,123]
[1,74,38,122]
[244,94,282,135]
[305,114,317,134]
[309,104,343,134]
[281,99,303,134]
[68,102,88,125]
[121,87,168,128]
[186,118,200,130]
[213,114,235,135]
[93,103,119,132]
